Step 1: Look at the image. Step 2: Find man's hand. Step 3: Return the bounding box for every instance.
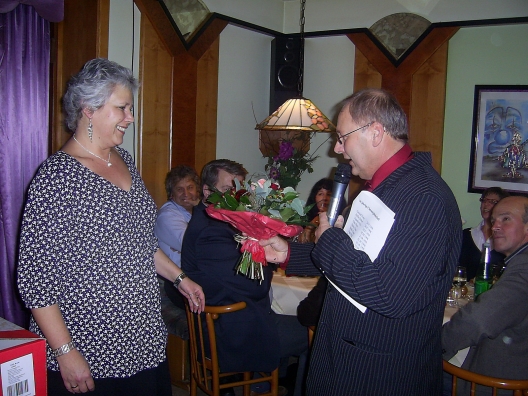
[314,212,344,242]
[259,236,289,263]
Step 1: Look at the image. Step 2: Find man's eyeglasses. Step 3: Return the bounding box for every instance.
[479,197,499,205]
[336,122,373,145]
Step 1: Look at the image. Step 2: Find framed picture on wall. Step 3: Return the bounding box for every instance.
[468,85,528,194]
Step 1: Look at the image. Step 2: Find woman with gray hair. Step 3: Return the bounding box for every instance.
[17,58,204,395]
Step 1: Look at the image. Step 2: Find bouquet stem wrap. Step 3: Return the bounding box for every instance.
[206,207,303,281]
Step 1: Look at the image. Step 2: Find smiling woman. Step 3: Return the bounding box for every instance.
[17,58,205,396]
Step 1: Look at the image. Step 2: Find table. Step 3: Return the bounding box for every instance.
[270,270,318,316]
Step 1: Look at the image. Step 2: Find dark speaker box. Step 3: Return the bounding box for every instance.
[269,37,303,113]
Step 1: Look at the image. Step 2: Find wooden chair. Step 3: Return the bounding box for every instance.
[443,360,528,395]
[185,301,279,396]
[308,325,315,347]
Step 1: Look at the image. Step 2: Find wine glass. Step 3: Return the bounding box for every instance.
[451,266,467,308]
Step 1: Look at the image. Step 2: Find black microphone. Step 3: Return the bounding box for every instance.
[327,163,352,226]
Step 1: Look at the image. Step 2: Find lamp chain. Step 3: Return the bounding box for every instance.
[297,0,306,97]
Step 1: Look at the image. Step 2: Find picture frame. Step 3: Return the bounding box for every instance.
[468,85,528,194]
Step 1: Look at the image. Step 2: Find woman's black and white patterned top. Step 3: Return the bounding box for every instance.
[17,148,167,378]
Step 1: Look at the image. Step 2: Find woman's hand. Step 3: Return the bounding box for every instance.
[178,277,205,313]
[57,350,94,393]
[298,227,315,243]
[298,214,320,243]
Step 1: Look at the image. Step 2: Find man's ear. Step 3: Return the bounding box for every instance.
[202,184,210,199]
[523,221,528,239]
[371,122,384,147]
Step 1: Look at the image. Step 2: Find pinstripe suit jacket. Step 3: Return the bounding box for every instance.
[287,152,462,395]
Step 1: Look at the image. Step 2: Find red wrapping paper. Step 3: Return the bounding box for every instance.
[206,207,302,265]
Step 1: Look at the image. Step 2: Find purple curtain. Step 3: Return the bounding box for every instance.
[0,4,50,326]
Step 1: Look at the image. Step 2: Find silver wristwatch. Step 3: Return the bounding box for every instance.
[53,341,76,358]
[173,272,187,288]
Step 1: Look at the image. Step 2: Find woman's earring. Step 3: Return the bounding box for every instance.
[88,118,93,142]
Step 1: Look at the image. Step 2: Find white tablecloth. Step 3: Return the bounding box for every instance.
[270,271,318,316]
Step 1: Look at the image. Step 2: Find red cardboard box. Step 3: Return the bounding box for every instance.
[0,318,47,396]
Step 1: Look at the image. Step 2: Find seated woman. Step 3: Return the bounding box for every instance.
[298,178,333,243]
[460,187,509,281]
[296,178,346,327]
[155,165,201,310]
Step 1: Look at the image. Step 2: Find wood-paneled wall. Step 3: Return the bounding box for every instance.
[138,15,173,206]
[52,0,226,207]
[51,0,109,153]
[346,26,459,200]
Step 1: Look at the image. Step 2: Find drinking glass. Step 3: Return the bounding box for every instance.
[450,266,467,308]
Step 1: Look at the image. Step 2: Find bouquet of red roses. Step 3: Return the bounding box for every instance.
[206,179,312,281]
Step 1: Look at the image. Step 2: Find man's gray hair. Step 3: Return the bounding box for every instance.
[340,88,408,142]
[201,159,247,190]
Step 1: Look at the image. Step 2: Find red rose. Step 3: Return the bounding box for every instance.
[270,183,280,190]
[235,189,247,201]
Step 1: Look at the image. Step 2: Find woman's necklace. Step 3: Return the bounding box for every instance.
[73,134,112,167]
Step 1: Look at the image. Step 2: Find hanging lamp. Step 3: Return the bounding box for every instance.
[256,0,335,157]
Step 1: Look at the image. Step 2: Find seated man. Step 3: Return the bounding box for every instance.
[442,196,528,394]
[182,159,307,396]
[155,165,200,309]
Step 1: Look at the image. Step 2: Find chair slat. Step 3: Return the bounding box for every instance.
[443,360,528,395]
[186,302,280,396]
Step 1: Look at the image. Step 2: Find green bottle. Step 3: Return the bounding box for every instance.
[474,242,492,298]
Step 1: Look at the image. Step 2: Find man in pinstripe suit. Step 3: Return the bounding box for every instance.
[261,88,462,395]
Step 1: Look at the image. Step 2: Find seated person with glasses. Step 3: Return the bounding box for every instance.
[182,159,306,396]
[459,187,509,281]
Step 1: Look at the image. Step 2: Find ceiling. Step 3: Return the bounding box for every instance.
[200,0,528,33]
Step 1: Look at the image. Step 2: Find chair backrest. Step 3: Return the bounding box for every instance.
[186,302,247,391]
[443,360,528,396]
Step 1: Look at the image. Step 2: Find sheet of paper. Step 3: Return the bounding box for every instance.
[343,190,395,261]
[328,191,395,313]
[326,278,368,313]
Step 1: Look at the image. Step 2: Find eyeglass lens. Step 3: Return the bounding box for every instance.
[480,198,498,205]
[336,122,373,145]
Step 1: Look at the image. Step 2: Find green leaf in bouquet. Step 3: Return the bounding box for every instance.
[303,203,315,215]
[267,208,281,219]
[207,192,223,205]
[224,193,239,210]
[283,191,298,202]
[279,207,295,222]
[259,207,271,216]
[240,195,251,205]
[290,197,307,217]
